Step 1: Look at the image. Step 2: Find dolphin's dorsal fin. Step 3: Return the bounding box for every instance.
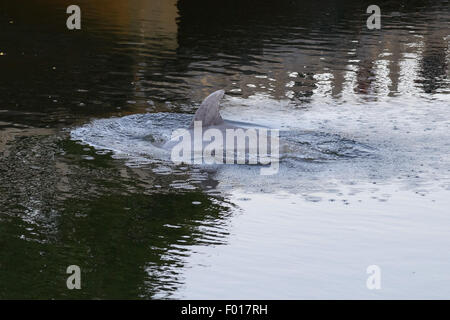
[189,89,225,128]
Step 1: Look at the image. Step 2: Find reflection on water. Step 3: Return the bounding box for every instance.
[0,0,449,298]
[0,133,233,299]
[1,0,448,125]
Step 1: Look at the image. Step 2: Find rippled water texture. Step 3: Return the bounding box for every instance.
[0,0,449,299]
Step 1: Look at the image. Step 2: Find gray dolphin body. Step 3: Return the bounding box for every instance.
[163,89,242,151]
[188,89,228,129]
[162,89,279,174]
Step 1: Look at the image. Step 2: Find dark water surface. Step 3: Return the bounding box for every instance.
[0,0,449,298]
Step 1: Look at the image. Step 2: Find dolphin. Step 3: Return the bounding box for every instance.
[163,89,280,175]
[189,89,227,129]
[162,89,236,150]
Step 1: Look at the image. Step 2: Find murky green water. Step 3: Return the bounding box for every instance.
[0,0,449,299]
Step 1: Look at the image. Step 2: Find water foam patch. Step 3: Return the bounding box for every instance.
[70,94,450,195]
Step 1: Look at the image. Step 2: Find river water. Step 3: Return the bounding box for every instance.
[0,0,449,299]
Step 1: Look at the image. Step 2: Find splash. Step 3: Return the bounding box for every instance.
[70,93,450,194]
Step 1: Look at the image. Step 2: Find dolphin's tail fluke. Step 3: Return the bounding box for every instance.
[189,89,225,128]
